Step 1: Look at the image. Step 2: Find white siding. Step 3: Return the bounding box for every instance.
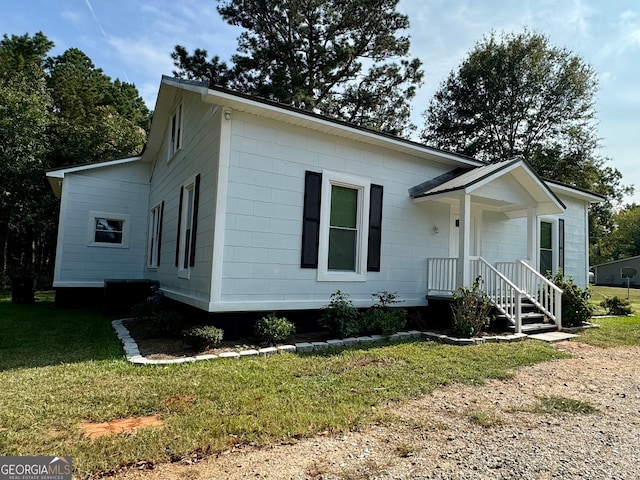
[145,94,221,309]
[53,162,150,286]
[218,111,455,310]
[559,195,589,287]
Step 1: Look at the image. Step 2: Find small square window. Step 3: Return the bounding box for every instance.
[88,212,130,248]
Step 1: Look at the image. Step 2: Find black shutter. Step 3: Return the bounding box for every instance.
[189,174,201,267]
[559,218,565,271]
[175,186,183,267]
[301,171,322,268]
[367,184,383,272]
[157,201,164,265]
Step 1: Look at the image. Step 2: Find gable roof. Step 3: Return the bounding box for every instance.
[142,76,485,169]
[593,255,640,268]
[410,158,566,217]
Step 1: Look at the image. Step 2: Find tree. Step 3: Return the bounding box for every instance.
[45,48,149,167]
[421,30,632,248]
[593,204,640,264]
[0,33,53,283]
[172,0,423,136]
[0,32,151,287]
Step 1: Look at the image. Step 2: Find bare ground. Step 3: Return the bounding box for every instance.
[111,341,640,480]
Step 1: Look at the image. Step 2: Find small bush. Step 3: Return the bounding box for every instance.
[182,325,224,351]
[551,270,593,327]
[319,290,361,338]
[451,277,491,338]
[131,302,184,338]
[361,291,407,336]
[255,313,296,345]
[361,308,407,336]
[600,296,632,316]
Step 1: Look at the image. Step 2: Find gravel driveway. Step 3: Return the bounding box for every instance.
[114,341,640,480]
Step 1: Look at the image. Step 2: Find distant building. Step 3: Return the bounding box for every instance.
[593,255,640,286]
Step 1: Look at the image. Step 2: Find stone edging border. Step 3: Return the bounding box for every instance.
[112,319,529,365]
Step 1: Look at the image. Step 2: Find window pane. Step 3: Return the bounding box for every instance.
[540,222,552,249]
[330,186,357,228]
[328,228,356,271]
[540,250,552,276]
[95,218,123,244]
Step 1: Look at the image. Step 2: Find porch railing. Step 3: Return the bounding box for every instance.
[470,257,524,333]
[426,258,458,296]
[496,260,563,328]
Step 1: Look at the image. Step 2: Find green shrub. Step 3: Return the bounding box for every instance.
[255,313,296,345]
[182,325,224,351]
[361,308,407,336]
[361,291,407,336]
[319,290,361,338]
[551,270,593,327]
[131,303,184,338]
[600,296,632,316]
[451,277,491,338]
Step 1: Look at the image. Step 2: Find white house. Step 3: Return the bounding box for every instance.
[47,76,603,332]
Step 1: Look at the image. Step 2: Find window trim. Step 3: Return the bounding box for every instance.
[168,100,183,161]
[317,171,370,282]
[147,202,163,269]
[87,212,130,248]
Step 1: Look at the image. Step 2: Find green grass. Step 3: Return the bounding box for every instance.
[533,396,598,415]
[0,296,568,478]
[590,285,640,314]
[579,315,640,348]
[466,410,504,427]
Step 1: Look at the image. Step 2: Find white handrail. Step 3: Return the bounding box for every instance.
[516,260,563,328]
[472,257,524,333]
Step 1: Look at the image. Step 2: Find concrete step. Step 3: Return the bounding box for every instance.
[508,322,558,333]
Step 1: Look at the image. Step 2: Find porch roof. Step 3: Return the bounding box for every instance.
[409,158,565,218]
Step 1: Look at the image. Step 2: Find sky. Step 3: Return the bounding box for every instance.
[2,0,639,204]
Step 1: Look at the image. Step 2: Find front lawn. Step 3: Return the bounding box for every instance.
[0,296,568,477]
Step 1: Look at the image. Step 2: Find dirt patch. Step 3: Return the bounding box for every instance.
[81,415,164,440]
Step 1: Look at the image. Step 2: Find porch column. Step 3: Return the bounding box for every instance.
[526,207,537,268]
[457,193,471,287]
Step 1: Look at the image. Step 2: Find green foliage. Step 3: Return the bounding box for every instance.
[593,204,640,263]
[422,30,630,249]
[599,296,632,316]
[255,313,296,345]
[131,302,184,338]
[181,325,224,351]
[0,32,150,288]
[451,277,492,338]
[551,270,593,327]
[579,315,640,348]
[319,290,361,338]
[361,291,407,336]
[173,0,423,136]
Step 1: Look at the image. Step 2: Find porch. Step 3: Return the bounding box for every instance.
[410,159,566,334]
[426,256,562,334]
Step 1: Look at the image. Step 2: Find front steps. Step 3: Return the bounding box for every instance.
[494,298,559,334]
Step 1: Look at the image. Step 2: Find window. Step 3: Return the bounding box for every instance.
[175,175,200,277]
[539,221,553,275]
[168,102,183,158]
[147,202,164,268]
[88,212,130,248]
[328,185,359,271]
[301,170,383,279]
